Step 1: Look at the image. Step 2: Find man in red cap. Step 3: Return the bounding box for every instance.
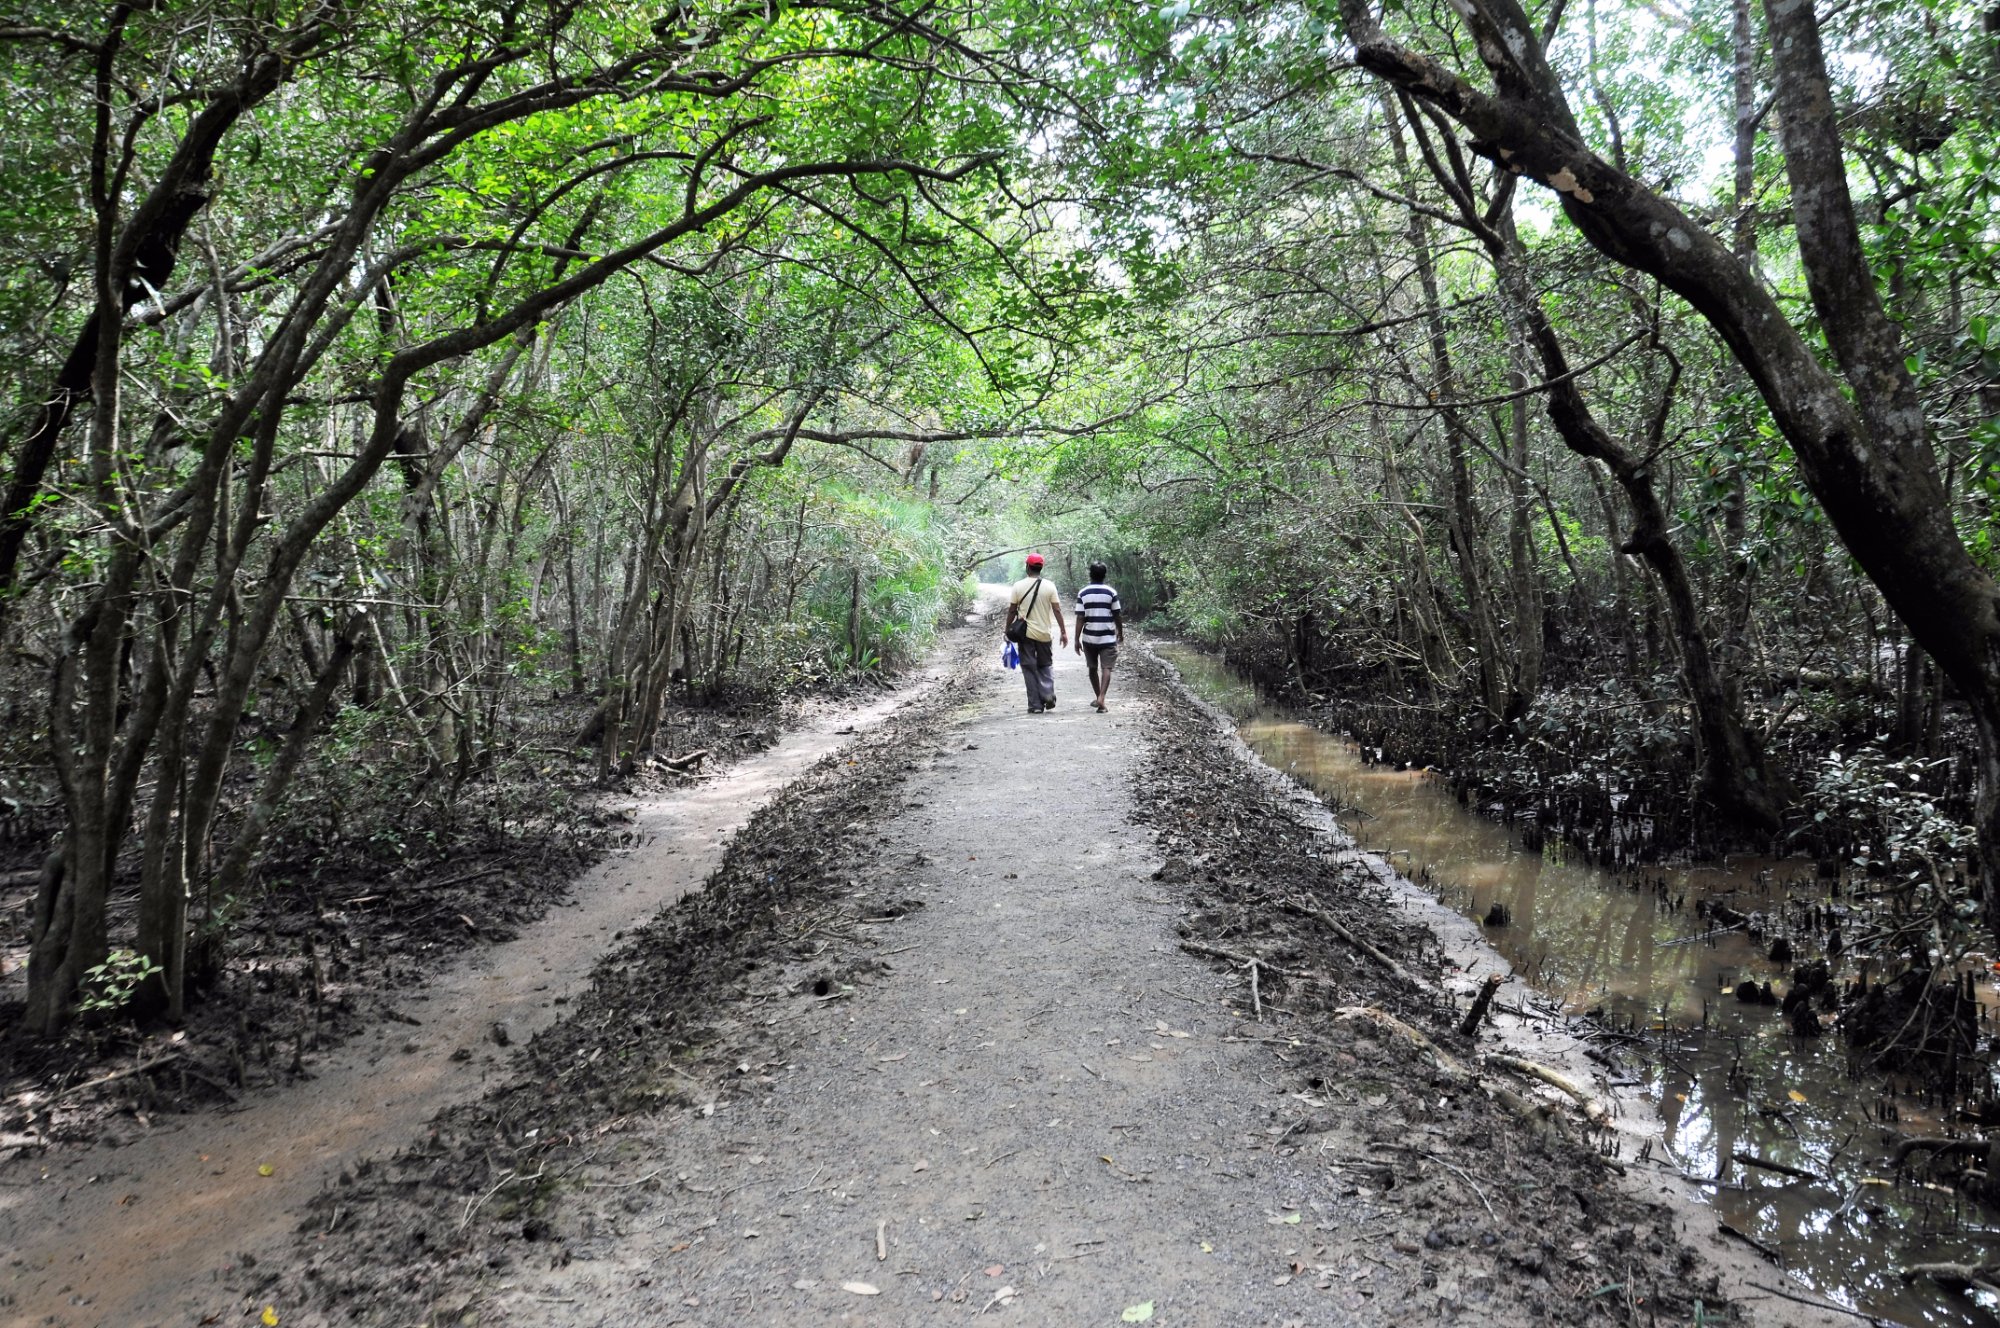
[1005,553,1067,713]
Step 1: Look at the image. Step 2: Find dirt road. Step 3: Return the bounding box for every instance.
[10,606,1755,1328]
[0,614,980,1328]
[235,613,1742,1328]
[471,630,1382,1324]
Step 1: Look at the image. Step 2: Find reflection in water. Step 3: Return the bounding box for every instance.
[1157,642,2000,1328]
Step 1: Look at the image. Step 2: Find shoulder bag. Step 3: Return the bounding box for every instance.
[1005,578,1043,645]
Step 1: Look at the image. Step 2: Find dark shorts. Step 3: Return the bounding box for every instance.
[1082,643,1118,663]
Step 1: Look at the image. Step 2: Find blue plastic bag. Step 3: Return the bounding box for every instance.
[1002,641,1019,670]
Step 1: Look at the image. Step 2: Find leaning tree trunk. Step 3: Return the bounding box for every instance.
[1387,91,1782,825]
[1488,223,1788,831]
[1337,0,1974,843]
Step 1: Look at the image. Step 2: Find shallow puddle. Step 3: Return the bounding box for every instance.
[1157,641,2000,1327]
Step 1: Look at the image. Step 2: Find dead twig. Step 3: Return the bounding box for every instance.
[460,1166,547,1231]
[1375,1142,1495,1220]
[1282,897,1427,991]
[585,1168,666,1189]
[346,863,506,903]
[1731,1150,1821,1183]
[1717,1220,1782,1263]
[1748,1280,1893,1324]
[1659,923,1744,949]
[1177,939,1327,985]
[1457,973,1503,1037]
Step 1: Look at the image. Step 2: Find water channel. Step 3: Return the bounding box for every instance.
[1155,640,2000,1327]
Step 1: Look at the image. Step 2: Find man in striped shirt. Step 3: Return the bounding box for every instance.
[1072,563,1125,712]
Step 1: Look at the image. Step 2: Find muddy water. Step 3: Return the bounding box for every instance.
[1157,642,2000,1328]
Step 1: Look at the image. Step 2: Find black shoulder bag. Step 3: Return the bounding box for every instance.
[1005,578,1043,645]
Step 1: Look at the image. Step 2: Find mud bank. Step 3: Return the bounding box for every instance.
[0,609,989,1328]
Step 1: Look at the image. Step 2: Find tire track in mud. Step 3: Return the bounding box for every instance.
[0,610,994,1328]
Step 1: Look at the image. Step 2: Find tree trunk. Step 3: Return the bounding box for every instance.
[1383,97,1513,726]
[1339,0,1996,844]
[1502,352,1544,723]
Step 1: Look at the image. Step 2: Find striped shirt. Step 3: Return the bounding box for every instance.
[1074,583,1122,646]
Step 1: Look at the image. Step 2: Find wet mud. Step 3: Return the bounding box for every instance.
[1157,639,2000,1327]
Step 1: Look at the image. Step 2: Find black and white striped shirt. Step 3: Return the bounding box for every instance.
[1074,583,1122,646]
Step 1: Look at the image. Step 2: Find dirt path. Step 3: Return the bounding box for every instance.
[471,635,1380,1325]
[293,630,1717,1328]
[36,611,1747,1328]
[0,614,983,1328]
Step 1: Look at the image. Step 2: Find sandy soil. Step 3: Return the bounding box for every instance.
[0,615,979,1328]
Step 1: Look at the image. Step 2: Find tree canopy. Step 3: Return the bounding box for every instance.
[3,0,1998,1044]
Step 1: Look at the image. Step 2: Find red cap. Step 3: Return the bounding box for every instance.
[1026,553,1044,567]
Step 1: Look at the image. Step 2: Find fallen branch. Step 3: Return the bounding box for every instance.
[344,863,508,903]
[1659,923,1744,949]
[1177,939,1327,986]
[1282,897,1427,991]
[45,1051,183,1103]
[584,1168,666,1190]
[1731,1150,1821,1183]
[1375,1142,1496,1219]
[1484,1052,1609,1125]
[659,748,711,772]
[1892,1135,1989,1171]
[1747,1280,1893,1324]
[1717,1220,1782,1263]
[461,1167,546,1231]
[1900,1260,2000,1294]
[1334,1005,1466,1077]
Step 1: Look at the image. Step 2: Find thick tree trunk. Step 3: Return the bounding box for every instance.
[1337,0,1997,873]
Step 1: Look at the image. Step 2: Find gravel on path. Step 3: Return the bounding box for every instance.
[472,626,1380,1325]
